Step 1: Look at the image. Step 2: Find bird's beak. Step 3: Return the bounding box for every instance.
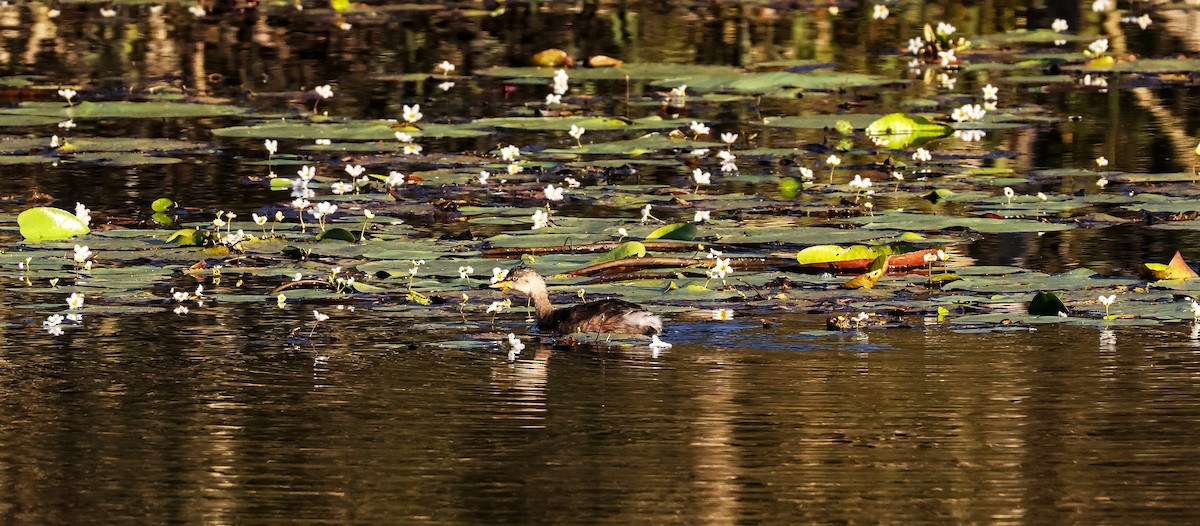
[490,280,512,291]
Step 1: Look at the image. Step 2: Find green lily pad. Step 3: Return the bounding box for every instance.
[0,101,247,119]
[17,207,90,241]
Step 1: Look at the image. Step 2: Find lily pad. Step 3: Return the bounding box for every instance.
[17,207,90,241]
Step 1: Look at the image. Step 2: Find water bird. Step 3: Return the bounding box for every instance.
[491,267,663,335]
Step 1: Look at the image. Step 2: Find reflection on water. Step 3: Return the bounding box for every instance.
[1,0,1200,523]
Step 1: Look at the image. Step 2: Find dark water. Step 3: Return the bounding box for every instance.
[2,1,1200,523]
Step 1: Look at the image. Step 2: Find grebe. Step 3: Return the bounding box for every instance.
[491,267,663,335]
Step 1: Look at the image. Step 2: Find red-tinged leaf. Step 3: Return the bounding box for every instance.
[1144,250,1199,280]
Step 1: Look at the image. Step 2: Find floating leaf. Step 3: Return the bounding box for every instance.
[645,223,696,241]
[797,245,889,265]
[532,48,573,67]
[841,255,888,289]
[166,228,203,246]
[17,206,90,241]
[316,228,357,242]
[151,198,175,213]
[1028,291,1069,316]
[1143,251,1199,281]
[588,241,646,264]
[588,55,623,68]
[866,113,952,150]
[0,101,246,119]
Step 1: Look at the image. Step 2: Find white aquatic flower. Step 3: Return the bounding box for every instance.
[264,139,278,156]
[500,145,520,162]
[707,257,733,280]
[531,209,550,230]
[1097,177,1109,189]
[799,167,815,181]
[253,213,267,226]
[720,161,738,173]
[689,121,710,136]
[402,143,423,155]
[297,165,316,181]
[951,103,986,122]
[552,69,570,95]
[66,292,85,310]
[564,177,581,189]
[568,124,585,141]
[74,202,92,227]
[315,139,332,145]
[100,7,117,17]
[57,88,77,102]
[331,181,354,195]
[1051,18,1069,33]
[716,150,735,162]
[1004,187,1015,198]
[982,84,999,101]
[1037,192,1048,202]
[544,184,565,201]
[953,129,986,142]
[506,333,525,360]
[1082,74,1109,88]
[314,84,334,99]
[938,49,956,67]
[1191,300,1200,319]
[478,171,490,185]
[1136,14,1152,30]
[386,171,406,187]
[545,93,561,105]
[1096,156,1109,167]
[395,132,414,143]
[826,154,841,167]
[458,266,474,279]
[50,135,60,148]
[188,5,206,17]
[892,171,904,181]
[174,305,189,315]
[43,314,65,329]
[694,210,711,223]
[487,300,510,314]
[435,61,455,74]
[402,104,423,123]
[1099,294,1115,307]
[73,245,92,264]
[692,168,711,186]
[617,227,629,238]
[344,164,365,178]
[1092,0,1112,12]
[438,81,455,92]
[640,204,653,224]
[907,37,925,55]
[849,174,872,191]
[913,148,932,162]
[58,119,76,130]
[491,267,508,284]
[313,310,329,322]
[872,4,888,20]
[1088,38,1109,56]
[506,163,523,175]
[721,132,738,145]
[936,22,956,37]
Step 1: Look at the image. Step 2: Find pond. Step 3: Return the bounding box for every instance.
[2,0,1200,522]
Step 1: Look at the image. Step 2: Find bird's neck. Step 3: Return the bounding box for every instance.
[528,289,556,322]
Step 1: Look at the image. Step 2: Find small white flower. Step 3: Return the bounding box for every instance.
[1051,18,1069,33]
[938,49,956,67]
[544,184,565,201]
[692,168,711,186]
[50,135,60,148]
[564,177,581,189]
[58,119,76,129]
[491,267,508,284]
[478,171,490,185]
[507,163,523,175]
[500,145,521,162]
[458,266,474,279]
[101,7,117,17]
[707,257,734,280]
[1004,187,1015,199]
[66,292,85,310]
[1037,192,1048,201]
[487,300,510,314]
[545,93,562,105]
[617,227,629,238]
[331,181,354,195]
[1099,294,1115,307]
[437,81,455,92]
[313,310,329,322]
[386,171,406,187]
[848,174,872,192]
[402,104,423,123]
[73,245,92,264]
[568,124,585,141]
[649,335,672,352]
[1096,156,1109,167]
[872,4,889,20]
[799,167,815,181]
[297,165,316,181]
[1087,38,1109,56]
[264,139,278,156]
[1097,177,1109,189]
[982,84,999,101]
[720,132,738,145]
[43,314,65,329]
[57,88,77,102]
[506,333,525,359]
[694,210,711,223]
[1092,0,1112,12]
[188,5,206,17]
[435,60,456,74]
[403,143,423,155]
[936,22,956,37]
[174,305,189,315]
[531,209,550,230]
[689,121,710,136]
[913,148,932,162]
[826,154,841,167]
[345,164,365,178]
[907,37,925,55]
[395,132,414,143]
[640,204,654,224]
[1191,300,1200,319]
[314,84,334,99]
